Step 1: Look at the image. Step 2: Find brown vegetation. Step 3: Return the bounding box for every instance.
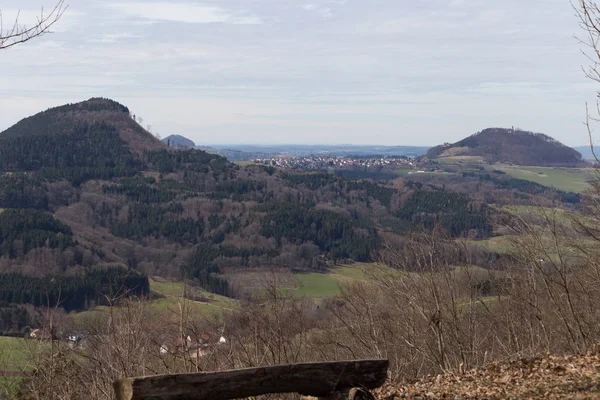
[7,196,600,399]
[376,353,600,399]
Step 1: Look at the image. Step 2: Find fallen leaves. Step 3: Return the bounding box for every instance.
[375,353,600,399]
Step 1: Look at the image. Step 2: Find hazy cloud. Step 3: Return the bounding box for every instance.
[0,0,593,146]
[105,2,262,25]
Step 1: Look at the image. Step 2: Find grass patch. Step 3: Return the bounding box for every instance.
[0,337,43,373]
[502,205,579,226]
[330,262,389,281]
[470,236,515,254]
[150,279,236,308]
[493,165,595,193]
[148,297,230,317]
[235,161,260,167]
[294,273,340,298]
[436,156,485,163]
[68,280,237,327]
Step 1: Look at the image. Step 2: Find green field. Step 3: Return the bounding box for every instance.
[234,161,261,167]
[502,205,579,226]
[470,236,515,254]
[331,264,370,280]
[293,273,341,297]
[436,156,485,164]
[150,279,235,307]
[69,279,237,326]
[148,279,236,315]
[493,165,595,193]
[292,263,397,298]
[330,262,390,281]
[0,337,41,373]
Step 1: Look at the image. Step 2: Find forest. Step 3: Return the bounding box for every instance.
[0,266,148,312]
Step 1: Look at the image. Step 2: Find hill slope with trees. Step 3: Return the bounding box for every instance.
[427,128,585,167]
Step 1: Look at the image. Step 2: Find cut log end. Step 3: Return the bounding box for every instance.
[113,378,133,400]
[305,387,376,400]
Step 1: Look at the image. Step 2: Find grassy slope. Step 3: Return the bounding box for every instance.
[293,273,340,297]
[493,165,595,193]
[502,205,578,225]
[149,279,235,307]
[148,279,236,317]
[69,279,237,327]
[436,156,485,163]
[292,263,392,298]
[0,337,45,373]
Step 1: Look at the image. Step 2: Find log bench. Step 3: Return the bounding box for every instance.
[113,359,389,400]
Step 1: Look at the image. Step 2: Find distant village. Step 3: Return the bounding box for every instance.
[26,326,228,360]
[253,155,419,171]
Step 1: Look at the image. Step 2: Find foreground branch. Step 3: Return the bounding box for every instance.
[0,1,67,50]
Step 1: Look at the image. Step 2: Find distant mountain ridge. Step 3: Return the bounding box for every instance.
[572,145,598,160]
[162,134,195,148]
[427,128,585,167]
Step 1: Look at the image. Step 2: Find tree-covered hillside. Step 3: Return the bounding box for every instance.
[427,128,585,167]
[0,99,580,309]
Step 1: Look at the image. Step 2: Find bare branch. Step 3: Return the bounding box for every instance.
[0,1,67,50]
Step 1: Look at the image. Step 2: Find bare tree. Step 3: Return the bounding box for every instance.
[576,0,600,160]
[0,1,67,50]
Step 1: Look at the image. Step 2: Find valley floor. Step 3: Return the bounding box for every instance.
[375,353,600,399]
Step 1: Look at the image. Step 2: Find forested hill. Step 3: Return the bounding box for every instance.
[0,97,165,154]
[426,128,585,167]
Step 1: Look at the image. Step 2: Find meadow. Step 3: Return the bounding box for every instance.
[292,272,340,298]
[492,165,595,193]
[0,335,49,392]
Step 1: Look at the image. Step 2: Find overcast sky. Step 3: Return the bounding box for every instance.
[0,0,596,146]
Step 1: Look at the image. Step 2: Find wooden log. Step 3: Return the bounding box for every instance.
[114,359,389,400]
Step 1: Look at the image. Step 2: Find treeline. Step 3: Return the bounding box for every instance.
[0,209,75,258]
[0,305,30,336]
[335,170,398,181]
[109,203,204,244]
[0,175,48,210]
[185,244,280,296]
[214,180,265,201]
[260,202,379,261]
[346,180,397,208]
[396,189,492,238]
[0,267,148,312]
[103,176,178,203]
[281,172,338,190]
[145,149,231,175]
[281,172,398,208]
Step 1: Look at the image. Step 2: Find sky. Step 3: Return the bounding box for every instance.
[0,0,597,146]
